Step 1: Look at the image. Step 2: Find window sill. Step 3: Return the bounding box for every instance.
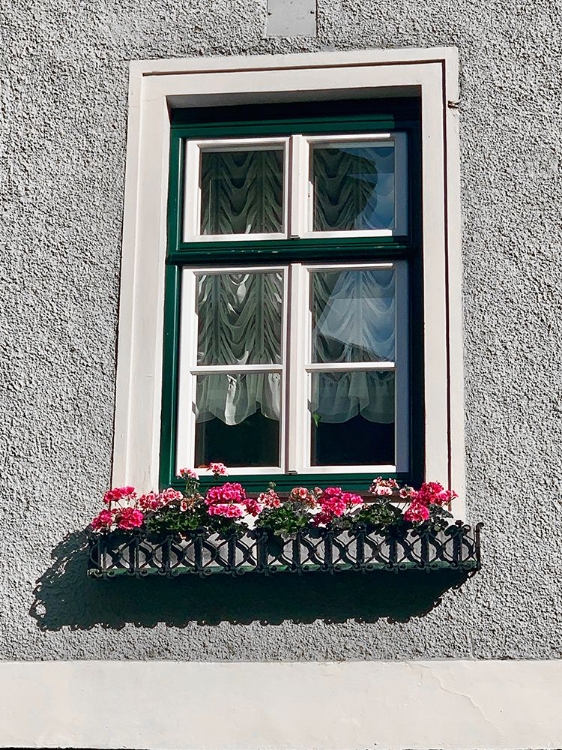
[88,523,482,578]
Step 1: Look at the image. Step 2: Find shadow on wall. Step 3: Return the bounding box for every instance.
[30,531,472,631]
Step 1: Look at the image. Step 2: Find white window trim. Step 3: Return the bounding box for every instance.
[114,47,464,516]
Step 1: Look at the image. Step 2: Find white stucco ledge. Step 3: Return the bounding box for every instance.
[0,659,558,749]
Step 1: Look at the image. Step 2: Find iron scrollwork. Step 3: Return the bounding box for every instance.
[88,522,482,578]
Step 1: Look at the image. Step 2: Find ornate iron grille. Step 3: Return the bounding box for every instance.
[88,522,482,578]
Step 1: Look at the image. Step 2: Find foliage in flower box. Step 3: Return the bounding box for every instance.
[90,463,457,540]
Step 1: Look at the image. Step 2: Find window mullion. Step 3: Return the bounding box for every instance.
[286,262,309,472]
[289,135,306,238]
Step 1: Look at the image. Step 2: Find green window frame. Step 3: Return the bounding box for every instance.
[159,98,423,493]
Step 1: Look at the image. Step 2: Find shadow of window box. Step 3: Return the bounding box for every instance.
[88,522,482,578]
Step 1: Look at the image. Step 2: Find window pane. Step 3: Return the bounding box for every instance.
[310,371,395,466]
[311,268,395,363]
[195,373,281,467]
[311,142,395,231]
[197,271,284,366]
[200,148,284,235]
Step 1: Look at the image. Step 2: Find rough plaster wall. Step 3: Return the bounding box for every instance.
[0,0,561,661]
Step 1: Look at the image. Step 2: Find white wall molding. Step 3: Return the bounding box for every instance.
[0,659,559,749]
[114,47,465,515]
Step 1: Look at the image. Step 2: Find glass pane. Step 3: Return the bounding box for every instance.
[200,148,284,235]
[195,373,281,467]
[196,271,284,366]
[310,371,395,466]
[311,268,395,363]
[311,142,395,231]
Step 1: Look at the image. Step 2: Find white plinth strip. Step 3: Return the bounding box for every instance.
[0,659,559,749]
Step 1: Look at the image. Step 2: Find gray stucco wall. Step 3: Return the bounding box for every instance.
[1,0,561,661]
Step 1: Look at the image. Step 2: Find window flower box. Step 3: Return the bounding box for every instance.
[88,523,481,578]
[87,465,481,578]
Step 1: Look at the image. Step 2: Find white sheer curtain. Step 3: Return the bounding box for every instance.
[196,271,283,426]
[195,269,395,427]
[201,150,283,235]
[311,268,395,424]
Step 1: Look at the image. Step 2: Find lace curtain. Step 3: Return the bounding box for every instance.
[201,150,284,235]
[195,269,395,426]
[200,145,395,235]
[312,145,395,231]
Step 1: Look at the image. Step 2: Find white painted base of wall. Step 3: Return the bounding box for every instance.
[0,660,559,749]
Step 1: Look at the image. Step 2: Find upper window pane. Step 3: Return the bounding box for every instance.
[200,147,284,235]
[310,141,397,232]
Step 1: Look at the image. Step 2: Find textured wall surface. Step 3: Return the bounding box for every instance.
[1,0,561,661]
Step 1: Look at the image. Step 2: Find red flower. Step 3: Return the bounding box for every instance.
[103,486,136,504]
[116,507,144,530]
[410,482,457,507]
[91,509,114,531]
[313,487,363,526]
[257,489,281,508]
[244,498,263,516]
[206,482,246,505]
[404,501,430,523]
[207,503,244,518]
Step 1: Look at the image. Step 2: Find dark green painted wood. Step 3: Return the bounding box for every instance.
[159,101,423,491]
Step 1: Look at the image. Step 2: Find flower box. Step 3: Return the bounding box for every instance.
[87,522,482,578]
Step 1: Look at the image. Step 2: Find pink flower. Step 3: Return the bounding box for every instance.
[160,488,183,504]
[207,503,244,518]
[91,509,114,531]
[206,482,246,505]
[410,482,457,507]
[208,462,228,476]
[138,491,160,511]
[179,468,199,480]
[289,487,317,506]
[257,489,281,508]
[103,486,136,504]
[370,477,399,496]
[116,507,144,530]
[404,501,430,523]
[313,487,363,525]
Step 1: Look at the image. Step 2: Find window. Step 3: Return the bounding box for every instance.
[160,100,420,491]
[114,50,464,509]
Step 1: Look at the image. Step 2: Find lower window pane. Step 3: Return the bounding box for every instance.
[310,371,395,466]
[194,373,281,467]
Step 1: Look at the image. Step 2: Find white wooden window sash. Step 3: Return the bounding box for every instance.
[176,261,409,476]
[183,134,408,242]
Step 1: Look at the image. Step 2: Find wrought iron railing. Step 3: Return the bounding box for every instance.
[88,522,482,578]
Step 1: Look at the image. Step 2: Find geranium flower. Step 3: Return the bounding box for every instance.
[289,487,316,506]
[206,482,246,505]
[257,489,281,508]
[116,507,144,530]
[244,498,264,517]
[91,509,114,531]
[404,501,430,523]
[410,482,457,507]
[313,488,363,526]
[208,462,228,476]
[103,486,136,505]
[370,477,399,496]
[179,468,198,480]
[207,503,244,518]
